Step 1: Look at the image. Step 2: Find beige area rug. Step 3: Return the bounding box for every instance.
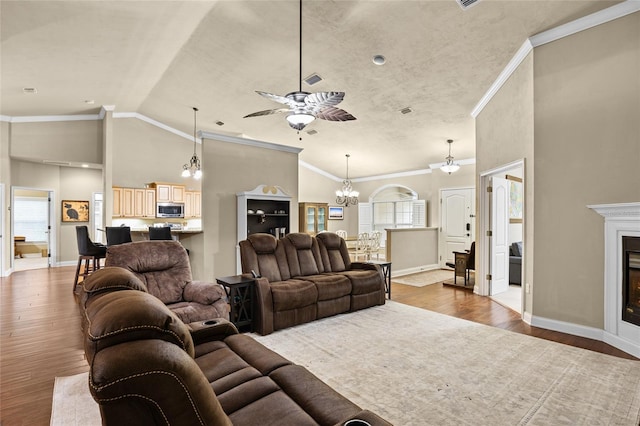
[252,301,640,426]
[50,373,99,426]
[52,301,640,426]
[392,268,455,287]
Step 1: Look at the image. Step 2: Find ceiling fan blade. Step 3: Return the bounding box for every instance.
[256,91,295,106]
[305,92,345,110]
[315,107,356,121]
[244,108,290,118]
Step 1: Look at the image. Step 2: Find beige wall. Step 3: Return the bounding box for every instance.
[476,12,640,329]
[112,118,201,191]
[476,52,534,313]
[386,227,439,274]
[201,136,299,280]
[1,121,10,274]
[10,120,102,165]
[531,12,640,328]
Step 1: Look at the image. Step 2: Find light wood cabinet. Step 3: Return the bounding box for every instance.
[153,183,185,203]
[134,188,156,218]
[299,202,328,236]
[113,187,155,218]
[184,191,201,218]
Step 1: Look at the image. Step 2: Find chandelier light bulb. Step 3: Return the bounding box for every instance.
[181,107,203,179]
[335,154,359,207]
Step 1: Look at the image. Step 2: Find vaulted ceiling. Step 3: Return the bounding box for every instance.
[0,1,620,178]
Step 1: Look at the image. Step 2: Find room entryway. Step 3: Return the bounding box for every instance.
[12,188,53,272]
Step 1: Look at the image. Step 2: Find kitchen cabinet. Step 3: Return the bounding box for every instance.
[184,191,201,218]
[152,183,186,203]
[113,187,154,218]
[134,188,156,218]
[299,202,328,236]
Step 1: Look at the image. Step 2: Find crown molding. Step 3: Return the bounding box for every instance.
[113,111,198,143]
[471,1,640,118]
[299,160,341,181]
[200,130,303,154]
[353,168,432,182]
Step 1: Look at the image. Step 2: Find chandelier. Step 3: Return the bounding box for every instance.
[181,107,202,179]
[440,139,460,174]
[335,154,359,207]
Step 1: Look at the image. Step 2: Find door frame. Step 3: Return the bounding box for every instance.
[11,186,56,270]
[478,159,525,300]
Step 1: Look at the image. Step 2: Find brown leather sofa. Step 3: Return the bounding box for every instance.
[79,267,391,426]
[104,240,228,323]
[239,232,386,335]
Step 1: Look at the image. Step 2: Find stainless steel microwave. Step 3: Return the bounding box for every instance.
[156,203,184,218]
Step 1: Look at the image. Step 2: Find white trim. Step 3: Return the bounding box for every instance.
[115,112,198,143]
[201,130,303,154]
[529,1,640,47]
[8,114,100,123]
[0,115,11,122]
[300,160,341,181]
[353,168,432,182]
[529,314,604,341]
[391,263,440,278]
[603,332,640,359]
[472,1,640,118]
[471,39,533,118]
[522,310,532,325]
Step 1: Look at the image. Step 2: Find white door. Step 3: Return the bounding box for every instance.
[490,177,510,295]
[440,188,475,267]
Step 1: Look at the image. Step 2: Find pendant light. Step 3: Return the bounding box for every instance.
[335,154,359,207]
[182,107,202,179]
[440,139,460,174]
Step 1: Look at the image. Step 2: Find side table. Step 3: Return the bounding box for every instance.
[216,275,255,332]
[366,260,392,299]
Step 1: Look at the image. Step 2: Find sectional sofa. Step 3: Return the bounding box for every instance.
[79,267,390,425]
[239,232,386,335]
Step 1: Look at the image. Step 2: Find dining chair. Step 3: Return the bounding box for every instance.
[335,230,348,239]
[355,232,371,261]
[368,231,382,260]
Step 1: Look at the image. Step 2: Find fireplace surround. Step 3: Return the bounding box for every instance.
[589,202,640,358]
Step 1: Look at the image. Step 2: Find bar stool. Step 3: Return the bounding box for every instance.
[73,226,107,292]
[105,226,132,246]
[148,226,189,255]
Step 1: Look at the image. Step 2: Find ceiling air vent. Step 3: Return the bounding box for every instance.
[455,0,482,10]
[306,129,318,135]
[400,107,413,115]
[304,73,323,86]
[23,87,37,94]
[215,121,224,126]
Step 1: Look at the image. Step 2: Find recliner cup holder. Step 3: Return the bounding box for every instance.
[344,420,371,426]
[202,320,218,326]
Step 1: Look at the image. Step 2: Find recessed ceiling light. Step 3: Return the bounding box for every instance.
[23,87,37,94]
[372,55,386,65]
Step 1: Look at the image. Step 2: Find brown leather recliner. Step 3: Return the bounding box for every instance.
[239,232,385,335]
[105,240,228,323]
[80,267,391,426]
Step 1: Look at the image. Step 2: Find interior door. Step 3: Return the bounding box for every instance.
[440,188,474,267]
[490,177,509,295]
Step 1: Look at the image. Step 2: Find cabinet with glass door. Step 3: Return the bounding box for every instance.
[298,202,328,236]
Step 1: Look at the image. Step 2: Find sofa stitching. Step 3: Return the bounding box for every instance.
[86,325,189,352]
[89,370,206,426]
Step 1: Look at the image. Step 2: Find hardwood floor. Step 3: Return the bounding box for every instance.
[0,266,637,425]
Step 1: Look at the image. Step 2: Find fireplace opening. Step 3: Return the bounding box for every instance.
[623,236,640,327]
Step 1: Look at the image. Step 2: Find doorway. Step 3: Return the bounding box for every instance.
[479,161,525,315]
[11,188,53,271]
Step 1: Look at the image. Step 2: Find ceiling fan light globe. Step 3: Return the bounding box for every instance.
[286,113,315,126]
[441,164,460,174]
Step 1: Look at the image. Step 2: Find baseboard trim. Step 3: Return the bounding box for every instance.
[528,314,639,357]
[392,264,440,278]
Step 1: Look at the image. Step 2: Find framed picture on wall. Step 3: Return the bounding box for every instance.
[506,175,523,223]
[62,200,89,222]
[328,206,344,220]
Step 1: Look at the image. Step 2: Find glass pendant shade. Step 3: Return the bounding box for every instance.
[440,139,460,175]
[182,107,202,179]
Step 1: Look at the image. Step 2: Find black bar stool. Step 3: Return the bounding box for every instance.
[73,226,107,292]
[105,226,132,246]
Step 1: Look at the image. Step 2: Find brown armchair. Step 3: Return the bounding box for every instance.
[446,241,475,287]
[104,240,228,323]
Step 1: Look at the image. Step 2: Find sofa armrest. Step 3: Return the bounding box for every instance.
[183,281,226,305]
[186,318,238,345]
[253,276,275,335]
[334,410,393,426]
[350,262,379,271]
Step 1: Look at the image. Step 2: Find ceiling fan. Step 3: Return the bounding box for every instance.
[244,0,356,132]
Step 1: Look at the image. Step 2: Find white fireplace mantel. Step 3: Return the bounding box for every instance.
[588,202,640,358]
